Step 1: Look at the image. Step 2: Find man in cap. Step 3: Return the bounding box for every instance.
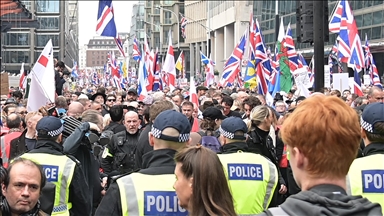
[126,88,138,102]
[217,117,278,214]
[348,102,384,214]
[20,116,91,216]
[96,110,191,216]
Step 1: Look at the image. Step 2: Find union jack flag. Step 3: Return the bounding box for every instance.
[364,35,382,88]
[329,0,365,71]
[255,19,272,95]
[180,13,187,39]
[132,37,141,62]
[353,62,364,96]
[284,24,299,72]
[220,30,247,87]
[114,36,125,57]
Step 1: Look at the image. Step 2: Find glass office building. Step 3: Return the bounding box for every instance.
[253,0,384,75]
[1,0,79,74]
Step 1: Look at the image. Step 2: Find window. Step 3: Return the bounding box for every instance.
[371,26,381,39]
[3,33,30,46]
[164,11,172,24]
[163,0,173,5]
[37,17,60,30]
[363,13,372,26]
[36,34,59,47]
[355,15,363,28]
[36,0,60,13]
[4,51,30,63]
[372,11,383,25]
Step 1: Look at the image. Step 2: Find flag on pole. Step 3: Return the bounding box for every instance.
[19,63,26,89]
[353,63,363,96]
[162,30,176,90]
[276,17,292,93]
[175,50,184,73]
[96,0,117,37]
[132,37,141,62]
[137,50,148,100]
[71,61,79,79]
[114,36,126,57]
[27,40,56,112]
[180,13,188,39]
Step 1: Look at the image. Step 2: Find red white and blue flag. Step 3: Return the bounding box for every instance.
[180,13,187,39]
[132,37,141,62]
[220,30,247,87]
[364,35,382,88]
[114,36,125,57]
[353,62,364,96]
[329,0,364,71]
[96,0,117,37]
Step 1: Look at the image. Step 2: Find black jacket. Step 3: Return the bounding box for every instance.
[134,123,153,169]
[28,139,91,216]
[95,149,177,216]
[63,122,103,213]
[101,130,140,174]
[362,142,384,156]
[103,122,126,134]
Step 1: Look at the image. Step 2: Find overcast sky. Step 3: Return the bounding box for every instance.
[78,1,137,46]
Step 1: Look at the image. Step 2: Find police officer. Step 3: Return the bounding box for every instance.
[217,117,278,214]
[348,102,384,214]
[101,111,141,175]
[95,110,191,216]
[20,116,91,216]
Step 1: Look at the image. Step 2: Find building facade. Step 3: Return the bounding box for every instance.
[128,1,145,68]
[144,0,190,77]
[79,45,87,69]
[1,0,79,74]
[85,35,128,68]
[253,0,384,75]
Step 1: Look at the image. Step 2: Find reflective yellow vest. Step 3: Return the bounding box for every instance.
[218,151,278,215]
[21,153,76,216]
[347,154,384,215]
[117,173,188,216]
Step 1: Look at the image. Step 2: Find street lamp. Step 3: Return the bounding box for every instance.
[156,5,180,49]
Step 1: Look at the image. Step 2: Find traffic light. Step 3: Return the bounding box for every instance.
[296,0,314,43]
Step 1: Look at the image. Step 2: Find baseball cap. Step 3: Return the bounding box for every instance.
[36,116,64,139]
[219,117,248,140]
[202,107,226,120]
[128,88,138,95]
[151,110,191,142]
[361,102,384,134]
[222,89,231,96]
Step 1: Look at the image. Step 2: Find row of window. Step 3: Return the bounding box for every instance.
[2,33,59,46]
[35,0,60,13]
[2,50,59,64]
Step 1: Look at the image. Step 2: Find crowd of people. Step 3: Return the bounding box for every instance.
[0,60,383,216]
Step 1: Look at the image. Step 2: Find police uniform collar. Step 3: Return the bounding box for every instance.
[35,139,64,153]
[219,142,249,154]
[362,143,384,156]
[141,149,178,170]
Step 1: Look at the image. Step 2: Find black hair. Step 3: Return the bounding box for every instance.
[221,96,234,107]
[109,105,124,122]
[12,91,23,99]
[6,114,21,129]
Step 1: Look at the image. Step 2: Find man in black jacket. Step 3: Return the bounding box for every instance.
[101,111,141,174]
[20,116,91,216]
[95,110,191,216]
[134,100,175,169]
[103,105,126,133]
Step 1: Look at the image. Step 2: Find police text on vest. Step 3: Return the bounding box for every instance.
[362,170,384,193]
[228,163,263,180]
[42,165,59,182]
[144,191,187,215]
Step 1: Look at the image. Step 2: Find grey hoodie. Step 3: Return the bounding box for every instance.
[257,184,382,216]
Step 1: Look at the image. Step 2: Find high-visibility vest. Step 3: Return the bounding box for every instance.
[21,153,76,216]
[218,151,278,215]
[0,131,22,168]
[347,154,384,215]
[117,173,188,216]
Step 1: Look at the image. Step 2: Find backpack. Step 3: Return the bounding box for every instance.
[197,131,221,153]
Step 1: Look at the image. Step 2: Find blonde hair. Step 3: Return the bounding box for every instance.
[246,105,270,131]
